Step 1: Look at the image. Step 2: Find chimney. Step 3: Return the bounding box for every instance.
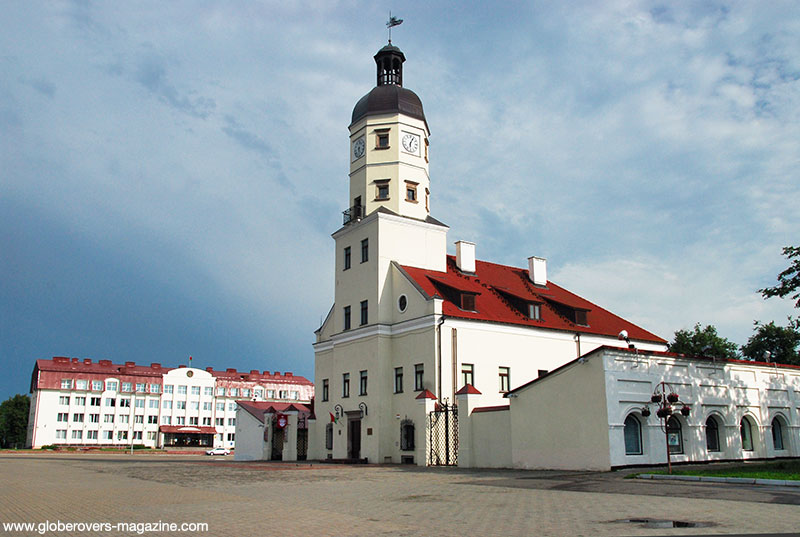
[150,363,161,369]
[528,256,547,286]
[125,361,135,367]
[455,241,476,273]
[83,359,92,365]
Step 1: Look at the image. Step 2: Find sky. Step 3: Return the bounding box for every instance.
[2,1,798,402]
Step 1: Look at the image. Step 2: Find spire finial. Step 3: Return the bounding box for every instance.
[386,12,403,44]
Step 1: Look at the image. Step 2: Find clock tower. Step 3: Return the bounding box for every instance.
[346,43,431,223]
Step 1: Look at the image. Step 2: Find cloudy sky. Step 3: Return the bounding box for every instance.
[2,1,798,401]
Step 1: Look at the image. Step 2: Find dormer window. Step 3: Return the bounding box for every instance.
[528,303,542,320]
[460,292,476,311]
[574,310,588,326]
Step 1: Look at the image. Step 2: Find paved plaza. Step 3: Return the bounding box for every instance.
[1,452,799,536]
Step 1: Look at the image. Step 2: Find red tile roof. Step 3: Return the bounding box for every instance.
[401,256,665,343]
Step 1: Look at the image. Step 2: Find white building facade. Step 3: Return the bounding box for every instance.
[456,347,799,471]
[26,357,313,449]
[310,43,667,466]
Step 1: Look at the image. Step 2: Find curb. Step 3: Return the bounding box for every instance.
[637,474,800,487]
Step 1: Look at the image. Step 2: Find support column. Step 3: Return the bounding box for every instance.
[456,384,482,468]
[262,412,274,461]
[284,411,299,461]
[416,389,438,466]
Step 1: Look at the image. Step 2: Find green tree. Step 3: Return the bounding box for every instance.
[759,246,800,309]
[668,323,740,359]
[0,394,30,449]
[741,320,800,365]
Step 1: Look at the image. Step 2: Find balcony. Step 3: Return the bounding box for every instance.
[343,205,364,225]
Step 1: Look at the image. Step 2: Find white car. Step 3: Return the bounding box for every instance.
[205,447,230,456]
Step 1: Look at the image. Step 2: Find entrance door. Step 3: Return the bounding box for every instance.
[347,418,361,460]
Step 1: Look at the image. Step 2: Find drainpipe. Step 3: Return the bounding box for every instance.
[574,332,581,358]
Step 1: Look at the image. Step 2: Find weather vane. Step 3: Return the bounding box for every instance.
[386,12,403,44]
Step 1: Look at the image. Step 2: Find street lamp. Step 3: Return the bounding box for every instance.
[639,381,690,474]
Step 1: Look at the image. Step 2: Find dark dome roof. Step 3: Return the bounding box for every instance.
[351,84,426,126]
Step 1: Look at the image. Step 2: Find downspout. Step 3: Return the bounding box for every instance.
[574,332,581,359]
[436,315,446,402]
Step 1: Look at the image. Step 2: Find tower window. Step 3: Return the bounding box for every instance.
[375,129,390,149]
[361,238,369,262]
[359,370,368,396]
[322,379,329,402]
[344,247,351,270]
[405,182,417,202]
[342,373,350,398]
[360,300,368,325]
[375,180,389,201]
[343,306,351,331]
[499,367,510,393]
[414,364,424,391]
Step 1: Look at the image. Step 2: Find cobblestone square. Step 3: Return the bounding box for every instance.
[1,453,799,536]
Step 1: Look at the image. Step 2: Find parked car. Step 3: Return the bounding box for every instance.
[205,447,230,456]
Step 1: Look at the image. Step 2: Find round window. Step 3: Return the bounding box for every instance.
[398,295,408,312]
[186,370,194,378]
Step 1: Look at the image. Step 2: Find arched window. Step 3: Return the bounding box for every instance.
[400,419,415,451]
[740,416,754,451]
[772,417,785,451]
[667,416,683,454]
[705,416,720,452]
[624,415,642,455]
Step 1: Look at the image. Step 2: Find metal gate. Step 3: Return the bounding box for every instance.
[271,425,284,461]
[427,400,458,466]
[297,430,308,461]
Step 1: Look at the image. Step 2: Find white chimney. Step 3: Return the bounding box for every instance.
[455,241,476,273]
[528,256,547,286]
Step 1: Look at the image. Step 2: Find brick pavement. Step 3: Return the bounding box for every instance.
[1,453,799,536]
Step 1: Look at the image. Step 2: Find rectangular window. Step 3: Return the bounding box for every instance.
[227,433,235,442]
[134,415,144,424]
[460,293,476,311]
[242,389,251,398]
[162,416,172,425]
[359,370,368,396]
[135,383,146,393]
[163,385,173,394]
[360,300,368,325]
[361,238,369,262]
[163,400,173,409]
[90,397,100,406]
[254,389,263,399]
[291,391,299,400]
[106,381,118,392]
[74,396,85,406]
[61,379,73,389]
[461,364,474,387]
[575,310,588,326]
[267,390,275,399]
[528,303,541,320]
[72,413,84,423]
[322,379,329,402]
[394,367,403,393]
[216,418,224,426]
[325,423,333,450]
[135,399,144,408]
[202,417,211,426]
[216,387,225,396]
[191,386,201,396]
[104,414,114,423]
[176,417,185,425]
[89,414,99,423]
[59,396,70,405]
[279,390,288,399]
[204,387,214,396]
[189,417,198,425]
[376,131,389,149]
[121,382,132,393]
[147,431,157,441]
[228,418,236,426]
[75,379,87,390]
[177,401,186,410]
[499,367,510,393]
[190,401,199,410]
[228,402,236,411]
[87,430,98,440]
[150,384,160,393]
[376,181,389,200]
[216,402,224,411]
[119,415,129,424]
[414,364,424,391]
[344,247,351,270]
[177,386,187,395]
[91,380,103,391]
[149,399,158,409]
[71,430,82,440]
[230,388,239,397]
[342,373,350,398]
[119,398,130,408]
[105,398,115,407]
[55,430,67,440]
[203,402,212,410]
[148,415,158,424]
[103,431,113,440]
[405,182,417,202]
[117,431,128,441]
[344,306,351,330]
[57,412,68,422]
[133,431,142,441]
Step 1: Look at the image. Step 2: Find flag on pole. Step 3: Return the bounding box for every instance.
[387,15,403,28]
[329,412,339,424]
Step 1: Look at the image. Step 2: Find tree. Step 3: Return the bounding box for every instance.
[741,320,800,366]
[759,246,800,309]
[668,323,739,359]
[0,394,30,449]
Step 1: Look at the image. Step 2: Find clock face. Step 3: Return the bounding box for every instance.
[402,133,419,154]
[353,137,366,160]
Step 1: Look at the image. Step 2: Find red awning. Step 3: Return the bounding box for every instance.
[159,425,217,435]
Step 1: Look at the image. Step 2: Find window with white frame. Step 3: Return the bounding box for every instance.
[104,414,114,423]
[191,386,200,395]
[59,396,70,405]
[163,400,173,409]
[87,430,98,440]
[74,396,85,406]
[71,430,83,440]
[121,382,132,392]
[91,380,103,391]
[204,387,214,396]
[230,388,239,397]
[103,431,113,440]
[175,417,185,425]
[624,415,642,455]
[57,412,68,422]
[119,415,129,424]
[55,430,67,440]
[164,385,173,394]
[61,379,73,389]
[149,399,158,409]
[106,380,118,392]
[216,402,224,411]
[135,399,144,409]
[90,397,100,406]
[75,379,87,390]
[177,386,187,395]
[228,402,236,411]
[150,384,160,393]
[135,383,145,393]
[176,401,186,410]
